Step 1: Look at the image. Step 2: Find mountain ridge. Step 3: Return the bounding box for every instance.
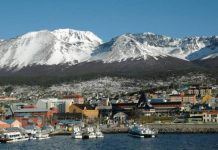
[0,29,217,79]
[0,29,102,69]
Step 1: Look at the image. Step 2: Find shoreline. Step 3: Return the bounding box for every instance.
[148,123,218,133]
[49,123,218,136]
[101,123,218,134]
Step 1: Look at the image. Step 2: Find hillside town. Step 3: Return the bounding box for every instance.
[0,76,218,133]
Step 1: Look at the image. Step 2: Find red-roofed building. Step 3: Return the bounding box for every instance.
[0,119,22,128]
[203,111,218,123]
[0,96,17,102]
[21,104,36,109]
[13,108,54,128]
[169,94,196,105]
[0,120,10,128]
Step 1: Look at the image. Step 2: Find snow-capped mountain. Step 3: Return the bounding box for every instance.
[0,29,217,73]
[91,33,176,62]
[91,33,218,62]
[0,29,102,69]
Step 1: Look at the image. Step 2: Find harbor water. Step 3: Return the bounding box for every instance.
[0,133,218,150]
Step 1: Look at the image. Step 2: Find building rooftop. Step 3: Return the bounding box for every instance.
[151,101,182,105]
[13,108,49,113]
[74,104,96,110]
[170,94,195,96]
[4,119,17,124]
[14,113,32,117]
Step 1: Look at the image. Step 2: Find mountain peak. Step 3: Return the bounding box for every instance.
[52,28,102,44]
[92,32,218,62]
[0,28,102,69]
[0,30,217,70]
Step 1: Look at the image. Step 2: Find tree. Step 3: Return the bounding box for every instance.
[4,86,13,95]
[202,95,212,103]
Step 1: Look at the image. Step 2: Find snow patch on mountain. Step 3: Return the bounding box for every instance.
[202,52,218,60]
[0,29,102,69]
[91,33,218,62]
[91,33,176,62]
[186,47,218,60]
[0,29,217,70]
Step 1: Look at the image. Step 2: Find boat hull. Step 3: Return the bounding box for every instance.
[129,132,156,138]
[82,134,89,139]
[129,130,157,138]
[96,135,104,138]
[37,137,50,140]
[0,138,29,143]
[88,134,96,138]
[72,134,82,139]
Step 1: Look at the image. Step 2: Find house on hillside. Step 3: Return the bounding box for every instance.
[0,96,17,102]
[169,93,196,105]
[188,86,212,97]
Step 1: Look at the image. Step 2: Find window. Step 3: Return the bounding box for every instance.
[211,114,217,118]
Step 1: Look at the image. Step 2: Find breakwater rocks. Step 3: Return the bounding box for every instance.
[149,123,218,133]
[102,124,218,134]
[102,127,129,134]
[49,124,218,136]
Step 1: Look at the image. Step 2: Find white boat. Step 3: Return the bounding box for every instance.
[82,127,96,139]
[0,131,29,143]
[24,125,40,140]
[129,124,157,138]
[95,128,104,138]
[87,127,96,138]
[88,132,96,138]
[72,126,82,139]
[35,131,50,140]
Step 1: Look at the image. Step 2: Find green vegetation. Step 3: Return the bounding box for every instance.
[4,86,14,94]
[0,69,215,86]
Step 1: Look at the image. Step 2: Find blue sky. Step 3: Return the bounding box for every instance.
[0,0,218,41]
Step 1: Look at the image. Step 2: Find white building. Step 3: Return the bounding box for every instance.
[36,98,74,113]
[203,111,218,123]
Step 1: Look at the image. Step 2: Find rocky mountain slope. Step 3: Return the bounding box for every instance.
[0,29,217,80]
[0,29,102,69]
[91,33,218,62]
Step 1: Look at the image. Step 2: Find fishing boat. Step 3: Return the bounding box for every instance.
[128,124,157,138]
[0,131,29,143]
[95,127,104,138]
[82,126,96,139]
[35,131,50,140]
[72,126,82,139]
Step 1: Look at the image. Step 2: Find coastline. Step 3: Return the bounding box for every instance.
[100,123,218,134]
[49,123,218,136]
[148,123,218,133]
